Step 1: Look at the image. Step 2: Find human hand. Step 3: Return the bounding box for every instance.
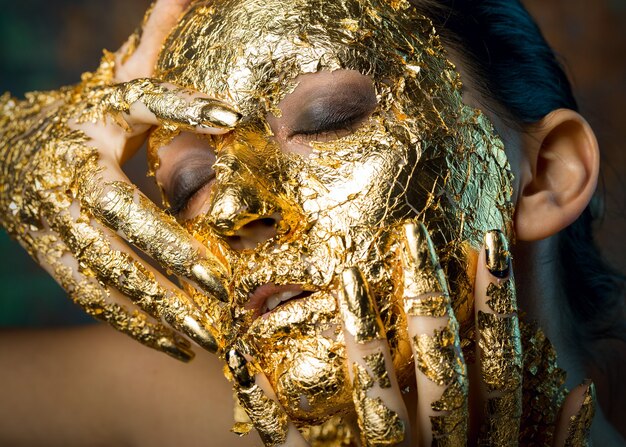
[0,0,239,361]
[226,224,595,446]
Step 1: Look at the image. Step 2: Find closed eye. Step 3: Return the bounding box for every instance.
[288,95,374,140]
[165,157,216,216]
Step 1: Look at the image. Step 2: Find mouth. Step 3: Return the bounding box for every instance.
[246,283,315,317]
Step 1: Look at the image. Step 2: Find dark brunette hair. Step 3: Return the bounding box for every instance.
[410,0,626,361]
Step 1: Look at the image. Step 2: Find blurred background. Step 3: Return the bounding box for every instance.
[0,0,625,325]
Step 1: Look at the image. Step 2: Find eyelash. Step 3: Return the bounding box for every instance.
[289,114,364,142]
[168,177,213,217]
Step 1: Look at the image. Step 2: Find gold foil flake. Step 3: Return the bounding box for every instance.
[404,294,449,318]
[479,391,522,446]
[236,384,289,446]
[338,268,385,343]
[413,326,457,387]
[363,352,391,389]
[564,382,595,447]
[485,280,516,315]
[401,221,449,298]
[411,309,468,444]
[352,363,406,446]
[228,349,289,446]
[519,322,566,446]
[477,311,522,392]
[31,230,194,362]
[302,416,356,446]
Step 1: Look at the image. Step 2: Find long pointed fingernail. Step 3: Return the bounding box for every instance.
[484,230,511,279]
[191,260,230,303]
[402,222,450,317]
[226,348,254,388]
[180,315,218,353]
[159,336,195,362]
[565,380,596,446]
[338,267,384,343]
[199,100,241,128]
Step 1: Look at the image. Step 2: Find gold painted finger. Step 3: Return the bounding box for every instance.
[47,209,219,353]
[30,229,194,361]
[338,267,385,344]
[476,230,522,446]
[104,78,241,131]
[227,349,291,447]
[339,268,408,447]
[401,222,468,446]
[79,175,231,304]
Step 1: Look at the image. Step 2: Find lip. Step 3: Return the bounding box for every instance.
[245,283,314,317]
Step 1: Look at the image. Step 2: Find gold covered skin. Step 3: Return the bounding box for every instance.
[154,0,513,426]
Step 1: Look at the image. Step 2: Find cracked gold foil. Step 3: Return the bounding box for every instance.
[339,268,385,343]
[235,384,289,446]
[485,281,516,316]
[153,0,514,429]
[477,311,522,392]
[519,322,567,446]
[352,362,405,446]
[363,352,392,389]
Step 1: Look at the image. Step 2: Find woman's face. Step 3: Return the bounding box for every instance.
[154,0,513,424]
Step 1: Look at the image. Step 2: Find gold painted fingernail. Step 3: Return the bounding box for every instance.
[191,261,229,303]
[484,230,510,279]
[226,348,255,388]
[159,336,195,362]
[565,380,596,447]
[200,100,241,128]
[180,315,218,353]
[403,222,449,304]
[338,267,384,343]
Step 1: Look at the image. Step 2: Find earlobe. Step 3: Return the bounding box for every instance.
[514,109,599,241]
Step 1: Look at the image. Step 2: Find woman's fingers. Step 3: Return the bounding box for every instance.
[400,222,468,446]
[227,349,309,447]
[30,228,195,361]
[474,230,523,444]
[338,267,410,447]
[553,380,596,447]
[115,0,193,82]
[78,163,231,306]
[45,207,220,353]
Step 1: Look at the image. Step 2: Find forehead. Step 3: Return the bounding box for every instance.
[156,0,454,113]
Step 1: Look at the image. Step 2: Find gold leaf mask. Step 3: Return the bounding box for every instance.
[154,0,513,425]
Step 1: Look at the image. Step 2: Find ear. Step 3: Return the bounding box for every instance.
[515,109,599,241]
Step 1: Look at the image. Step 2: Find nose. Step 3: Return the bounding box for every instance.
[205,157,284,250]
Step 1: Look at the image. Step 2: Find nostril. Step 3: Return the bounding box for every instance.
[258,217,277,227]
[224,234,245,251]
[226,213,282,251]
